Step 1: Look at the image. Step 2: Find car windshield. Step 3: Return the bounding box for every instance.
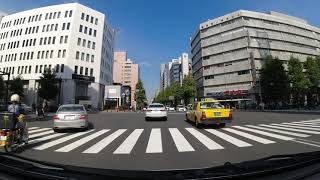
[2,0,319,178]
[200,102,224,109]
[58,106,85,112]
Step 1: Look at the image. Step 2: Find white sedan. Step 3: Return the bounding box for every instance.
[145,103,167,121]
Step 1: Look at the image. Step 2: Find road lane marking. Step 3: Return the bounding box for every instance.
[113,129,144,154]
[205,129,252,147]
[223,128,275,144]
[29,128,51,134]
[169,128,195,152]
[291,139,320,148]
[56,129,110,152]
[29,130,54,139]
[28,127,40,130]
[282,123,320,128]
[288,122,320,125]
[232,126,294,141]
[146,128,163,153]
[299,119,320,123]
[271,124,320,131]
[29,133,66,145]
[246,125,309,138]
[185,128,224,150]
[34,130,94,150]
[83,129,126,154]
[259,125,320,134]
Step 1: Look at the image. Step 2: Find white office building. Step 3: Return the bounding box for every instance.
[0,3,115,109]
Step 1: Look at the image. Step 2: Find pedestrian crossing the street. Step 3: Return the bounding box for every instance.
[27,120,320,155]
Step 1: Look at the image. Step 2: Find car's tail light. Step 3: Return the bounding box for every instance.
[80,115,87,120]
[53,115,60,120]
[0,131,6,136]
[201,112,206,120]
[160,109,166,112]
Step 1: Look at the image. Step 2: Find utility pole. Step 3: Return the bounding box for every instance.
[0,71,10,109]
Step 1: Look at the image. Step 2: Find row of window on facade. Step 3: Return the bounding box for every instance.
[0,35,69,51]
[0,22,71,40]
[79,25,97,37]
[0,64,65,75]
[75,51,95,62]
[80,12,98,25]
[1,10,73,29]
[0,49,67,62]
[204,70,250,80]
[74,65,94,77]
[77,37,96,49]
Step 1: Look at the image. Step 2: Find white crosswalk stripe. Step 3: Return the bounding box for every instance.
[232,126,294,141]
[288,122,320,125]
[299,119,320,123]
[113,129,144,154]
[205,129,252,147]
[282,123,320,128]
[29,130,54,139]
[83,129,126,154]
[259,124,320,134]
[34,130,95,150]
[29,133,66,145]
[246,125,309,138]
[28,127,40,130]
[272,124,320,131]
[146,128,163,153]
[29,128,51,134]
[185,128,224,150]
[223,128,275,144]
[56,129,110,152]
[169,128,195,152]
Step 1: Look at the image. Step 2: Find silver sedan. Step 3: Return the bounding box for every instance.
[145,103,168,121]
[53,104,89,132]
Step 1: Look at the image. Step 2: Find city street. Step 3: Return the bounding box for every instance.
[9,111,320,170]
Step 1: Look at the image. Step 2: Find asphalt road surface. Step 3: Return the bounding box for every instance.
[8,111,320,170]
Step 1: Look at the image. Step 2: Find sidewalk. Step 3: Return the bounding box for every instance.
[237,109,320,114]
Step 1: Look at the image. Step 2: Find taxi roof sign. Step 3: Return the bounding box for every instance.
[200,98,217,102]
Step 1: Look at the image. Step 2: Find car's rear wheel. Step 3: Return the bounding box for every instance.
[145,117,149,121]
[163,117,167,121]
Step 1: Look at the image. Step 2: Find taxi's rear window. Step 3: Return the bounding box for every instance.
[200,102,224,109]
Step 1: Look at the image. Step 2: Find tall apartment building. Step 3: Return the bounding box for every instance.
[169,53,191,86]
[113,51,139,109]
[191,10,320,102]
[0,3,115,109]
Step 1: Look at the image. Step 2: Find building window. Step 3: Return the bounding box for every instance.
[89,28,92,35]
[91,55,94,62]
[79,25,83,32]
[85,67,88,75]
[92,42,95,49]
[62,23,66,30]
[55,24,58,31]
[84,26,87,34]
[50,50,53,58]
[90,68,93,76]
[87,41,91,48]
[37,51,40,59]
[57,11,61,18]
[48,37,51,45]
[64,11,68,18]
[77,38,81,45]
[61,64,64,73]
[35,65,38,73]
[52,36,56,44]
[58,50,61,58]
[86,54,89,61]
[64,35,68,43]
[60,36,63,44]
[74,66,78,74]
[81,13,84,20]
[93,29,96,37]
[45,50,49,59]
[55,64,59,73]
[86,15,89,21]
[80,67,83,74]
[43,37,47,45]
[62,49,66,58]
[95,18,98,25]
[82,39,86,47]
[50,24,54,31]
[41,51,44,59]
[28,66,31,74]
[81,52,84,60]
[53,12,56,19]
[39,65,42,73]
[66,22,70,30]
[49,13,52,19]
[76,51,79,59]
[238,70,250,75]
[69,10,72,17]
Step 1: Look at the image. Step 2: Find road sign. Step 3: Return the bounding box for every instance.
[169,96,174,100]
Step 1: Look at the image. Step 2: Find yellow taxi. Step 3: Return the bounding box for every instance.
[186,98,233,128]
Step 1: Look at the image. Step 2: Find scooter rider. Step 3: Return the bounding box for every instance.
[7,94,28,144]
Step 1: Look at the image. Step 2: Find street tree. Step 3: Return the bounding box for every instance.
[38,68,59,101]
[135,79,147,110]
[288,56,309,107]
[304,56,320,107]
[181,74,197,105]
[260,56,289,104]
[0,76,5,100]
[170,81,182,106]
[10,75,24,97]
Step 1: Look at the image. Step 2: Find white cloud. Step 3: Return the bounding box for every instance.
[0,10,8,16]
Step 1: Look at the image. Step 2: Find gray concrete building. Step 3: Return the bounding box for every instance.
[191,10,320,103]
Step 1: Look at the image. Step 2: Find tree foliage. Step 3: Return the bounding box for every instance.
[260,56,289,103]
[38,68,59,101]
[304,56,320,106]
[10,75,24,97]
[135,79,147,110]
[181,74,197,105]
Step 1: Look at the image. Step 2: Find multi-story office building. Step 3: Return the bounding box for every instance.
[0,3,115,109]
[191,10,320,102]
[168,53,191,86]
[113,51,139,109]
[160,64,166,91]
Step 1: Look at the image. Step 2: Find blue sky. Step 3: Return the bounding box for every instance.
[1,0,319,99]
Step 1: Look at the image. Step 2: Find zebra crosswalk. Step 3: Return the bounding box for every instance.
[26,120,320,155]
